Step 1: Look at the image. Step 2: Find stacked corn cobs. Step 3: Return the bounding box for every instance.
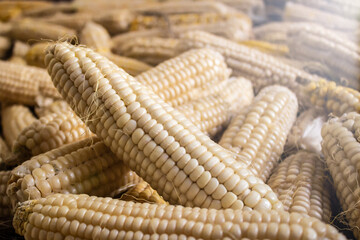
[0,0,359,239]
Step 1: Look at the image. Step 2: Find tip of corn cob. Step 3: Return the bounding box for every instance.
[12,199,37,235]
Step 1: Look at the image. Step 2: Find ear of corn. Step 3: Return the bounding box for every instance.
[0,1,52,21]
[25,42,49,68]
[135,48,231,107]
[267,151,332,222]
[114,37,180,66]
[283,2,358,36]
[31,12,93,31]
[9,110,93,167]
[80,21,112,53]
[93,9,134,35]
[119,181,168,204]
[287,24,360,89]
[10,18,76,43]
[129,12,252,41]
[0,61,61,105]
[305,79,360,116]
[177,77,254,135]
[103,53,152,76]
[321,112,360,238]
[7,137,139,211]
[46,42,283,211]
[1,104,37,149]
[13,193,346,239]
[0,171,12,217]
[177,30,318,107]
[219,85,298,181]
[285,108,326,155]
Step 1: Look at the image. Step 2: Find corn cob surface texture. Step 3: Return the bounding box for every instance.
[9,109,93,167]
[7,137,139,211]
[0,171,11,217]
[267,151,332,222]
[219,85,298,181]
[45,42,284,211]
[13,193,346,240]
[321,112,360,238]
[135,48,231,107]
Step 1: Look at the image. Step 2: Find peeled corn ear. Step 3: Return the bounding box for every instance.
[219,85,298,181]
[0,61,61,105]
[321,112,360,238]
[13,193,346,239]
[80,21,112,53]
[267,151,332,222]
[45,42,283,211]
[10,18,76,43]
[8,110,92,167]
[114,37,180,66]
[135,48,231,107]
[7,137,138,211]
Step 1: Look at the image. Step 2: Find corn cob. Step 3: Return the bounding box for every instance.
[25,42,49,68]
[93,9,134,35]
[80,22,112,53]
[293,0,360,20]
[7,137,140,211]
[8,109,93,167]
[219,85,298,181]
[111,29,170,48]
[35,100,71,118]
[115,37,180,66]
[1,105,37,149]
[239,40,289,56]
[287,24,360,89]
[135,48,231,107]
[0,61,61,105]
[305,79,360,116]
[176,30,319,107]
[31,12,92,31]
[120,181,167,204]
[0,137,10,164]
[129,12,252,41]
[0,36,11,59]
[14,193,346,240]
[177,77,254,135]
[267,151,332,222]
[46,42,284,211]
[10,18,76,43]
[285,108,326,155]
[321,112,360,237]
[283,2,359,36]
[0,171,11,217]
[103,53,152,77]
